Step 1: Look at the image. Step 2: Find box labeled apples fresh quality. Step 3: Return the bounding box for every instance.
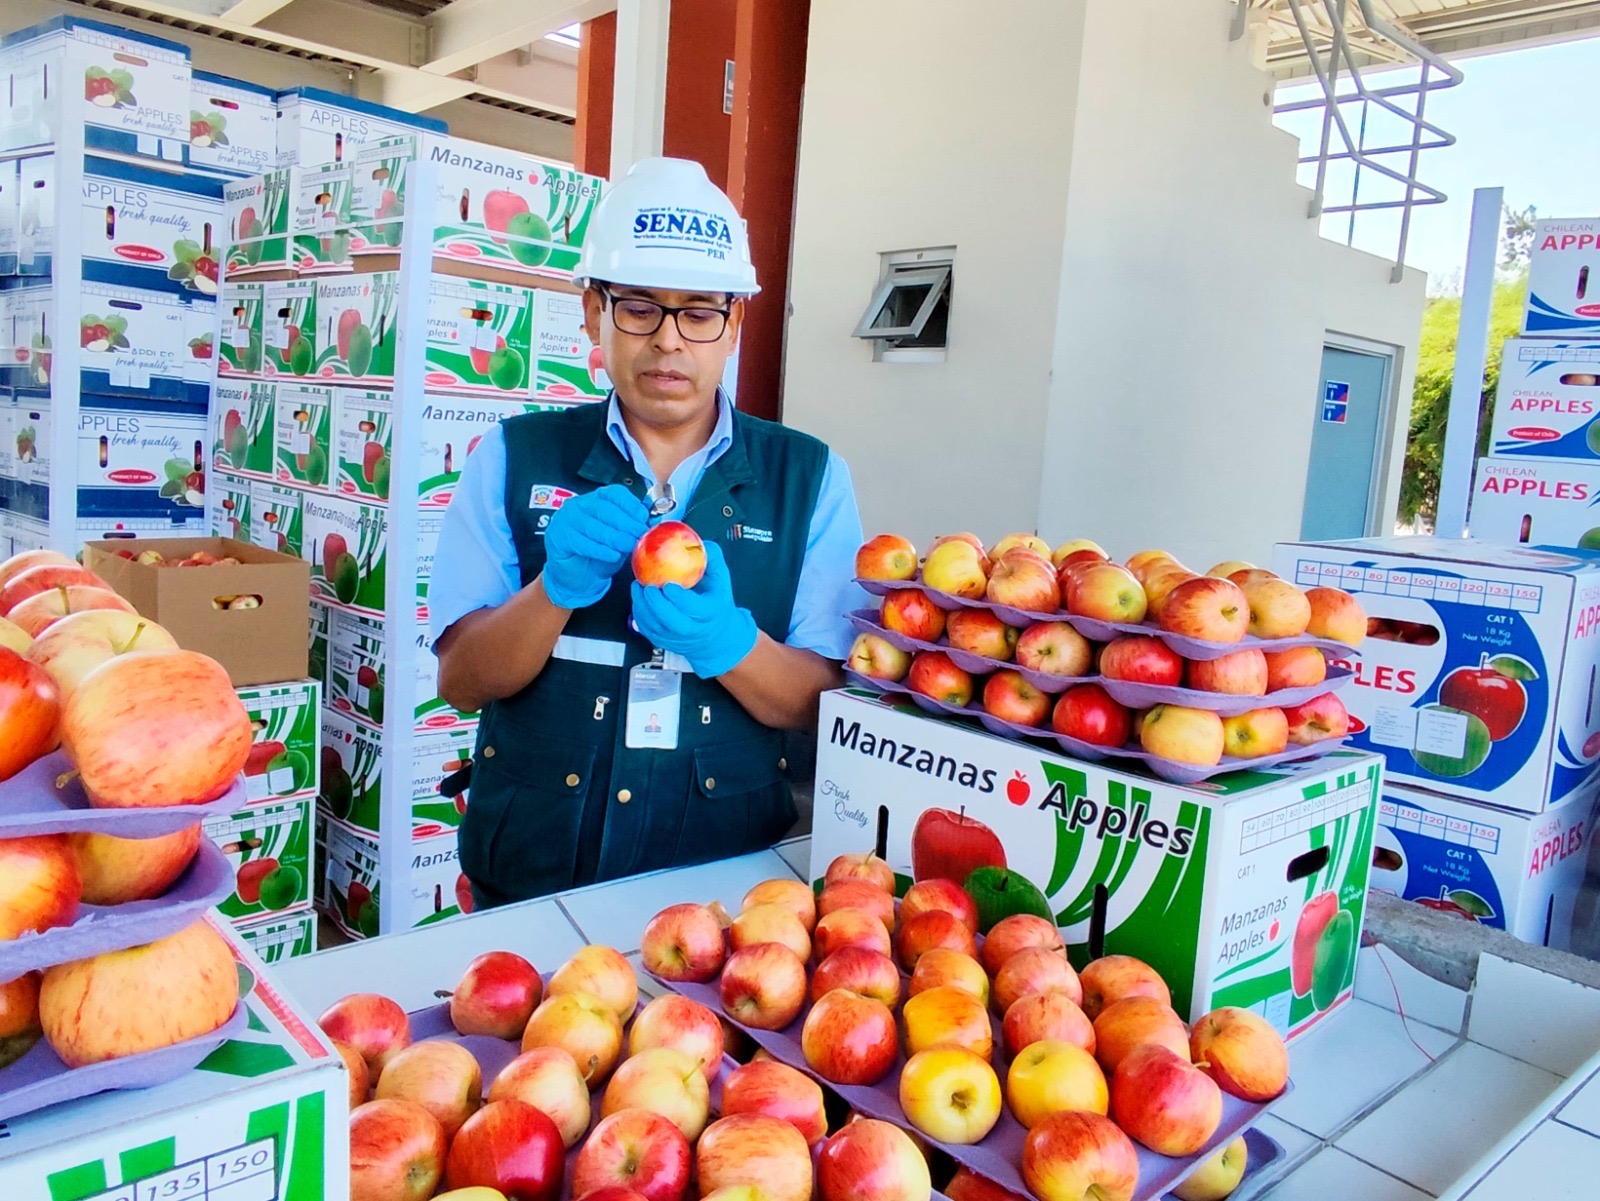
[218,279,264,377]
[80,154,224,298]
[238,679,321,801]
[235,905,317,963]
[261,278,318,380]
[204,793,315,920]
[812,691,1381,1037]
[83,536,311,686]
[186,298,216,385]
[1,284,53,390]
[250,480,303,557]
[274,85,447,169]
[190,70,277,178]
[1374,780,1599,949]
[1487,340,1600,461]
[212,377,274,478]
[332,388,392,501]
[273,382,333,490]
[303,493,386,613]
[0,919,347,1201]
[367,134,603,279]
[1470,456,1600,550]
[0,158,18,274]
[1274,537,1600,812]
[15,153,54,277]
[0,17,192,160]
[424,276,534,395]
[75,396,206,522]
[1525,218,1600,337]
[12,397,50,490]
[417,395,558,509]
[327,607,385,729]
[314,272,400,384]
[78,282,197,402]
[534,287,607,400]
[211,472,251,541]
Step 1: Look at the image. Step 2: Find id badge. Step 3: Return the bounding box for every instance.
[626,663,682,749]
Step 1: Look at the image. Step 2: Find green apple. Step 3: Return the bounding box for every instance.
[266,749,309,794]
[258,864,303,911]
[1412,706,1492,777]
[1311,909,1355,1012]
[506,211,553,267]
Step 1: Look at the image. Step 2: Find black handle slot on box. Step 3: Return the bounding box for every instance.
[1287,845,1331,882]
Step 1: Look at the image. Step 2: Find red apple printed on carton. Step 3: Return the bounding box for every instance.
[338,309,363,361]
[236,856,280,905]
[1291,891,1337,997]
[1439,654,1535,742]
[910,807,1006,884]
[483,191,531,245]
[469,334,508,378]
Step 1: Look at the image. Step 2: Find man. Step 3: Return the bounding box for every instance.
[432,157,865,907]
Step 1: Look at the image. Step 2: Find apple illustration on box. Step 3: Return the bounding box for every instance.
[1291,891,1354,1010]
[1439,654,1534,741]
[910,807,1006,884]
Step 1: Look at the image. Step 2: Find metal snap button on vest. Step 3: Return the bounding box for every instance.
[617,789,632,803]
[722,506,733,517]
[623,476,635,485]
[565,773,580,787]
[778,758,788,771]
[483,746,496,758]
[704,777,716,791]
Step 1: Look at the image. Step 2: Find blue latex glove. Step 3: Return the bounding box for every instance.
[541,484,650,610]
[631,541,758,678]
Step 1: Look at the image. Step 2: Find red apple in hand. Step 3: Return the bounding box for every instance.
[349,1099,446,1201]
[451,950,542,1039]
[375,1039,482,1138]
[720,943,807,1030]
[1052,684,1132,748]
[1022,1111,1139,1201]
[911,807,1006,884]
[882,588,946,643]
[696,1114,814,1201]
[1189,1006,1289,1101]
[446,1098,565,1201]
[901,878,980,932]
[721,1059,828,1145]
[1099,636,1183,686]
[321,993,412,1077]
[571,1108,691,1201]
[640,902,726,982]
[802,989,898,1084]
[856,534,918,582]
[907,651,974,706]
[0,647,61,780]
[812,946,902,1008]
[0,834,80,938]
[633,522,706,588]
[817,1117,932,1201]
[1109,1043,1223,1156]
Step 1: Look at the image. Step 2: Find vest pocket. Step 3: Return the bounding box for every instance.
[460,734,599,901]
[675,734,797,865]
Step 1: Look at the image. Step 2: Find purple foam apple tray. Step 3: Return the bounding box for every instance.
[856,577,1360,662]
[0,998,249,1122]
[0,837,235,981]
[844,671,1352,785]
[849,611,1355,714]
[653,969,1290,1201]
[0,750,247,837]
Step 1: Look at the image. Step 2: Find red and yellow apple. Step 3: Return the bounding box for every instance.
[818,880,896,931]
[632,522,706,589]
[1005,1039,1109,1127]
[26,610,178,698]
[1015,622,1092,678]
[721,1059,828,1145]
[902,984,993,1061]
[901,878,980,932]
[817,1116,933,1201]
[813,946,902,1008]
[979,914,1064,977]
[1068,564,1148,625]
[1022,1111,1139,1201]
[1092,995,1190,1074]
[992,945,1083,1013]
[520,991,624,1084]
[321,992,412,1077]
[898,1047,1002,1145]
[9,586,135,637]
[450,950,541,1039]
[628,994,724,1081]
[813,907,893,960]
[882,588,947,644]
[946,609,1019,662]
[445,1098,565,1201]
[67,824,200,905]
[824,851,896,892]
[906,651,975,707]
[987,553,1060,613]
[1221,707,1290,758]
[695,1114,813,1201]
[1052,539,1107,568]
[1172,1136,1249,1201]
[0,833,81,938]
[909,948,989,1005]
[1189,1006,1290,1101]
[1099,636,1183,686]
[1108,1043,1223,1156]
[1079,955,1172,1019]
[802,989,898,1085]
[1159,577,1249,643]
[847,633,913,682]
[640,902,726,983]
[922,541,988,599]
[349,1098,447,1201]
[1140,704,1225,766]
[1186,649,1268,696]
[856,535,918,582]
[896,908,979,971]
[1284,692,1350,744]
[0,550,75,594]
[1264,645,1328,690]
[570,1107,691,1201]
[0,564,110,617]
[375,1039,482,1139]
[548,945,637,1021]
[729,902,811,962]
[1052,684,1133,748]
[1003,992,1096,1059]
[489,1047,591,1149]
[333,1039,369,1111]
[720,943,807,1030]
[601,1047,710,1141]
[742,878,817,932]
[1242,578,1312,639]
[1305,586,1366,647]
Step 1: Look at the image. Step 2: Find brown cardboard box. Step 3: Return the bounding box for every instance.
[83,537,311,686]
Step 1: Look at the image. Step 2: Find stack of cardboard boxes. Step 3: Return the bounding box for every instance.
[1271,537,1600,948]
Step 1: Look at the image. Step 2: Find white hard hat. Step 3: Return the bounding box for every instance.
[577,157,760,296]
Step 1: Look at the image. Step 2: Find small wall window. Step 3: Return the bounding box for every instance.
[854,247,954,362]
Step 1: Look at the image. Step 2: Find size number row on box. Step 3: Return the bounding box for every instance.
[1289,559,1545,613]
[83,1139,276,1201]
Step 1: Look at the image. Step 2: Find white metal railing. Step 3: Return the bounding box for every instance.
[1238,0,1463,280]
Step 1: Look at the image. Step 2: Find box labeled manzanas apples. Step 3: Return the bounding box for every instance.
[811,690,1382,1039]
[0,922,346,1200]
[1274,537,1600,811]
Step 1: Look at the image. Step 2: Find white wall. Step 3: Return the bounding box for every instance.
[1038,0,1427,569]
[783,0,1426,565]
[782,0,1089,546]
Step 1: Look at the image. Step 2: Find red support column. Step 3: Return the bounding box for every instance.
[575,12,616,178]
[663,0,736,192]
[727,0,811,423]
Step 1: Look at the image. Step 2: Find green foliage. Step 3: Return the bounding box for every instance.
[1399,274,1527,527]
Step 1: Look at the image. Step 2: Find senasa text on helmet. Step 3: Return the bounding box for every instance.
[633,211,734,244]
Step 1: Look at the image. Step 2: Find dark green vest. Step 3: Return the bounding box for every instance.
[460,399,828,905]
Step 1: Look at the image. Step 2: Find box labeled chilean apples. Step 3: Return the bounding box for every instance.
[810,690,1382,1039]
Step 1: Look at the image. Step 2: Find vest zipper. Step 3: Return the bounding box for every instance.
[594,696,610,721]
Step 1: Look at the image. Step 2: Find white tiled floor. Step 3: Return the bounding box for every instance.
[1336,1042,1563,1196]
[1457,1119,1600,1199]
[1468,955,1600,1077]
[1257,1148,1432,1201]
[1267,999,1459,1139]
[1355,943,1469,1034]
[1556,1069,1600,1137]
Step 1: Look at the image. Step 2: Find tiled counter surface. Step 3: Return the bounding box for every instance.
[273,837,1600,1199]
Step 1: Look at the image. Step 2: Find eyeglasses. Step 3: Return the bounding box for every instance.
[600,287,732,343]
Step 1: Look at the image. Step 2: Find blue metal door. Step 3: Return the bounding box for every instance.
[1301,345,1391,540]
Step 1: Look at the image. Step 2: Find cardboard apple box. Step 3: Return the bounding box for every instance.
[15,154,54,277]
[0,158,18,275]
[1469,456,1600,551]
[811,689,1383,1039]
[274,85,446,169]
[190,70,276,179]
[1525,218,1600,337]
[203,793,315,921]
[1487,340,1600,462]
[83,536,310,686]
[237,678,321,802]
[1375,780,1600,948]
[318,810,381,938]
[332,388,392,501]
[80,154,223,298]
[234,905,316,963]
[211,473,251,541]
[218,280,264,378]
[424,276,535,396]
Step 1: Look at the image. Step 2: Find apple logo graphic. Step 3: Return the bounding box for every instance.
[1006,770,1031,806]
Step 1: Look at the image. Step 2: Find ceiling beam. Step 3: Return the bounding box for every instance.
[217,0,296,25]
[357,65,476,112]
[422,0,612,76]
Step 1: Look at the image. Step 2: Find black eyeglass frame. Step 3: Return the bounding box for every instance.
[596,284,735,343]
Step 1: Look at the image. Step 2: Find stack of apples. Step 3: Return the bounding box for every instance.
[638,853,1291,1201]
[0,546,255,1082]
[849,533,1363,769]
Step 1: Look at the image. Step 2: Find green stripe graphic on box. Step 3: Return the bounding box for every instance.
[286,1092,327,1201]
[199,1035,296,1078]
[48,1162,108,1201]
[119,1139,176,1185]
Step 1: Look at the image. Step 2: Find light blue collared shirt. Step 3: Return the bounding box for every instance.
[429,394,867,660]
